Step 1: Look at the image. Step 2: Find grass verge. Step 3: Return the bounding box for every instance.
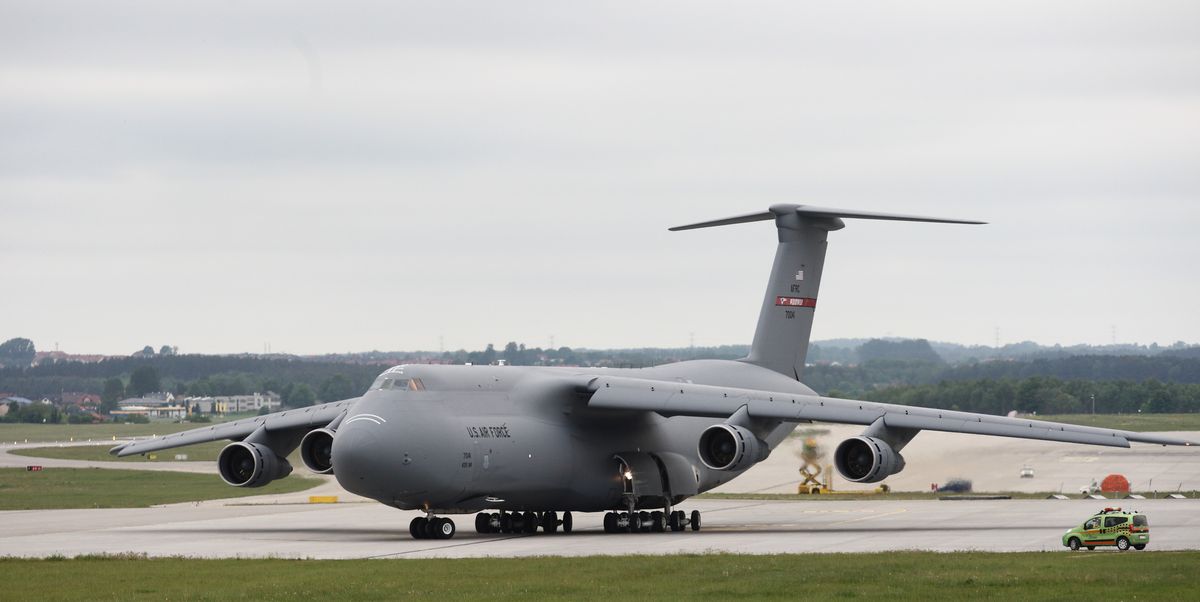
[9,441,228,462]
[0,552,1197,601]
[0,467,320,510]
[1034,413,1200,432]
[0,421,225,444]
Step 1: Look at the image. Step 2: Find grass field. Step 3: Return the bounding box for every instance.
[0,468,320,510]
[0,421,216,444]
[3,413,1194,447]
[9,441,230,462]
[1035,413,1200,432]
[1,552,1197,601]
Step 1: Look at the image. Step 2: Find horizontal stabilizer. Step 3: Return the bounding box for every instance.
[667,210,775,231]
[669,204,985,231]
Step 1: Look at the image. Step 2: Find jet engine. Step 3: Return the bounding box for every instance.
[697,424,768,472]
[217,441,293,488]
[300,428,336,474]
[833,436,905,483]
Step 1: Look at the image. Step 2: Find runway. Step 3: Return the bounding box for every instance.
[2,432,1199,559]
[2,497,1198,558]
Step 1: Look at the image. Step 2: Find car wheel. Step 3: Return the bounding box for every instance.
[1133,544,1146,550]
[1068,538,1081,551]
[1086,546,1095,551]
[1116,537,1130,551]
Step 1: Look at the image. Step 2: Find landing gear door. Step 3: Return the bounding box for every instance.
[613,452,665,499]
[654,451,699,500]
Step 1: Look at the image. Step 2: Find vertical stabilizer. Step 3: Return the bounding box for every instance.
[670,204,983,380]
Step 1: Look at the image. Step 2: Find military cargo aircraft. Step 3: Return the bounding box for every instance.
[112,205,1196,539]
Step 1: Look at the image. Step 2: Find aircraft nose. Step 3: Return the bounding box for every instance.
[331,421,385,499]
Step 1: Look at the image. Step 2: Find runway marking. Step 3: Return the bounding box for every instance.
[364,533,542,559]
[828,508,908,526]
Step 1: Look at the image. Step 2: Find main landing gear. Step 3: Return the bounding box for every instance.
[409,514,456,540]
[603,509,701,533]
[473,511,574,535]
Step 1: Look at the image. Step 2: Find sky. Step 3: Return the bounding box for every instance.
[2,1,1198,355]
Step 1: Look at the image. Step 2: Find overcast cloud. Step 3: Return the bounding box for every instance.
[2,1,1198,355]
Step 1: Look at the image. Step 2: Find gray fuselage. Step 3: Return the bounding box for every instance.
[331,359,811,513]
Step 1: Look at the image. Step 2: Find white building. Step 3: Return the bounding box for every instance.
[183,392,282,414]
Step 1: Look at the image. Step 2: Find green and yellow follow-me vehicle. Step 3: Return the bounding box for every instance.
[1063,507,1149,551]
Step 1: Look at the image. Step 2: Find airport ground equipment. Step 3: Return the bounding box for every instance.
[110,205,1199,539]
[1062,507,1150,551]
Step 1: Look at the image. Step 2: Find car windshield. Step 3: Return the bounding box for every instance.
[1133,515,1148,527]
[1084,518,1100,529]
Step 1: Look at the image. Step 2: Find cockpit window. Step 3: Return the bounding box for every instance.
[376,377,425,391]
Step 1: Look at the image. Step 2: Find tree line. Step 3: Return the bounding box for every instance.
[858,377,1200,416]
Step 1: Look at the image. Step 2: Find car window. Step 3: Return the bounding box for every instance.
[1084,518,1100,530]
[1133,515,1148,527]
[1104,516,1127,528]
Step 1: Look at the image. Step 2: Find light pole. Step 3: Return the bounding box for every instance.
[1091,394,1096,415]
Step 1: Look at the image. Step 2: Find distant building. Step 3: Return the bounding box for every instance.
[184,392,281,414]
[118,392,175,408]
[110,405,188,420]
[60,392,102,408]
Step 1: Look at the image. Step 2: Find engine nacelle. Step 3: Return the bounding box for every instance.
[300,428,336,474]
[217,441,293,488]
[697,424,768,472]
[833,436,906,483]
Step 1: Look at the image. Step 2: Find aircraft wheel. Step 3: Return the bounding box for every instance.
[668,511,682,532]
[651,511,665,533]
[562,511,573,534]
[523,512,538,534]
[1116,537,1130,551]
[410,517,428,539]
[543,511,558,534]
[691,510,702,531]
[506,513,520,534]
[475,513,491,534]
[490,513,501,532]
[624,512,638,533]
[423,518,440,538]
[603,512,616,533]
[432,517,455,540]
[639,511,651,532]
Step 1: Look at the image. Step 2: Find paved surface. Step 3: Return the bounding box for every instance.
[714,425,1200,495]
[1,498,1197,558]
[2,430,1198,559]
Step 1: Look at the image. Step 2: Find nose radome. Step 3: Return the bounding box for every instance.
[331,421,384,499]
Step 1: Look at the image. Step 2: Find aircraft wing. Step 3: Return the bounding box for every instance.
[584,376,1197,448]
[109,398,358,457]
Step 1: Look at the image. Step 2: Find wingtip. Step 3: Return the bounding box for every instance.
[108,443,127,456]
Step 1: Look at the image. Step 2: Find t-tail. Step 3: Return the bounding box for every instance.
[670,204,985,380]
